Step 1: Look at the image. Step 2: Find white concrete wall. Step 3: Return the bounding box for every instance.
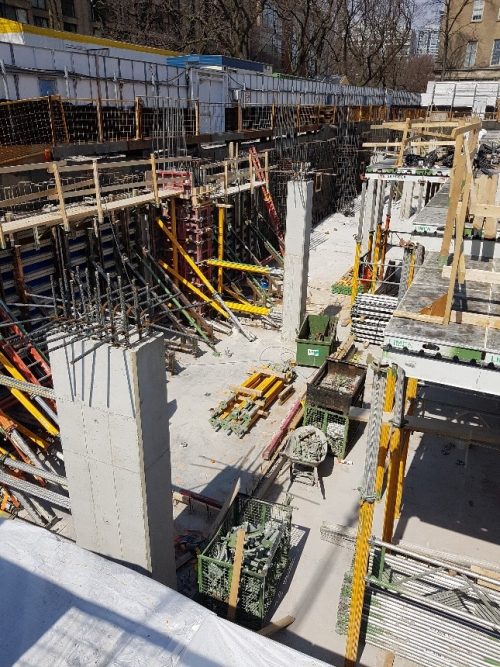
[50,333,176,589]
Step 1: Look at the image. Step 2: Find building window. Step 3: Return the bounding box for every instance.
[497,7,500,20]
[31,0,46,8]
[61,0,75,18]
[0,4,27,21]
[471,0,484,21]
[492,40,500,66]
[63,21,77,32]
[464,40,477,67]
[38,78,57,96]
[34,15,49,26]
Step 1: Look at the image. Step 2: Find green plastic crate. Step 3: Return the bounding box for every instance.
[197,494,292,628]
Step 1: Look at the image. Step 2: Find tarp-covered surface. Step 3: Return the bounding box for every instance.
[0,518,326,667]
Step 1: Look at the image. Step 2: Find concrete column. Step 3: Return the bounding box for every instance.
[362,179,378,253]
[400,180,415,219]
[282,179,313,343]
[50,333,176,589]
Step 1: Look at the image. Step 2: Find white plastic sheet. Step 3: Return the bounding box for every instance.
[0,519,326,667]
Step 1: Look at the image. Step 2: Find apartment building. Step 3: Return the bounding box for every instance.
[435,0,500,80]
[415,24,440,58]
[0,0,94,33]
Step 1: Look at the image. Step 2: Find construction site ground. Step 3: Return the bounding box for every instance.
[169,203,500,667]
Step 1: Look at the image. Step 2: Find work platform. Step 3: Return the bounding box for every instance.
[365,158,450,183]
[411,183,449,234]
[384,251,500,394]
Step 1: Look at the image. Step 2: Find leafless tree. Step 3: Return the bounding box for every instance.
[93,0,418,89]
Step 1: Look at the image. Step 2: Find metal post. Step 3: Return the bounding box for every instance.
[395,377,418,519]
[382,366,406,542]
[344,365,388,667]
[370,181,385,293]
[217,206,225,292]
[170,199,179,286]
[351,181,366,306]
[374,366,396,495]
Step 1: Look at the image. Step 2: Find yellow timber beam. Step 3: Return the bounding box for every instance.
[0,351,58,436]
[224,301,270,316]
[206,259,270,275]
[158,261,229,318]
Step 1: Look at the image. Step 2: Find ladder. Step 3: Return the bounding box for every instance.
[248,147,285,255]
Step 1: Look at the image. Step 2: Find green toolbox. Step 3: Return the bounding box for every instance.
[295,314,337,368]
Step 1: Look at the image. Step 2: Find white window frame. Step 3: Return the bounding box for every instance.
[464,41,478,68]
[491,39,500,66]
[472,0,484,21]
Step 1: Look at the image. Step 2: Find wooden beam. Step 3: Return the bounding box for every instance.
[441,266,500,285]
[396,118,411,167]
[258,615,295,636]
[227,527,246,621]
[393,308,500,329]
[443,136,473,321]
[470,202,500,220]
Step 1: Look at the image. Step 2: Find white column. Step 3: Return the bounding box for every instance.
[50,333,176,589]
[282,179,313,343]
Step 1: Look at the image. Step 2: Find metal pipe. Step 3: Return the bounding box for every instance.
[2,457,67,486]
[372,538,500,588]
[0,469,70,509]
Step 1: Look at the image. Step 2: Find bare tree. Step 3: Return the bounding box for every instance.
[272,0,344,76]
[394,54,435,92]
[340,0,415,87]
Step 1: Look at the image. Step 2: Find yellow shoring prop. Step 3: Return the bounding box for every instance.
[158,261,228,318]
[217,206,224,292]
[157,218,256,340]
[170,198,179,285]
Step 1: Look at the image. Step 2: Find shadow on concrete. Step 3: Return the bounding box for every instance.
[166,398,178,421]
[393,433,500,546]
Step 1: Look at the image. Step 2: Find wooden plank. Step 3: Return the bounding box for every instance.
[441,266,500,285]
[443,136,473,322]
[92,159,104,224]
[278,384,295,404]
[208,478,240,537]
[2,187,182,235]
[150,153,159,205]
[229,385,263,398]
[439,133,464,260]
[52,162,69,231]
[258,615,295,637]
[470,203,500,221]
[382,651,396,667]
[227,527,246,621]
[396,118,411,167]
[471,565,500,592]
[393,308,500,329]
